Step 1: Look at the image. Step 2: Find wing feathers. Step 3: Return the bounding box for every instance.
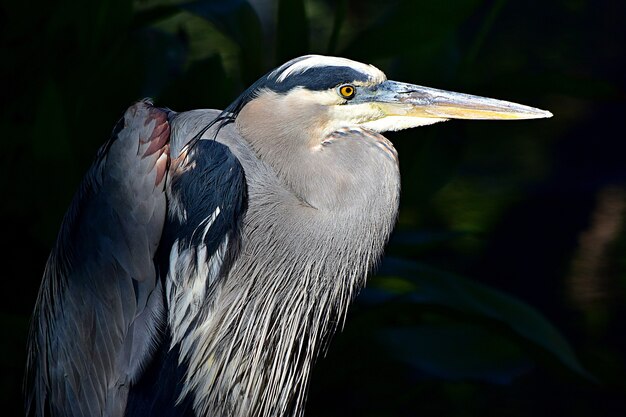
[26,100,171,417]
[124,127,248,417]
[27,103,249,417]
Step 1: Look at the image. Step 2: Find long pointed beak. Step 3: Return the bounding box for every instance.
[373,80,553,121]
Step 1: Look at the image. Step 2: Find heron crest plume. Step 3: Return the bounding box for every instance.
[26,55,551,417]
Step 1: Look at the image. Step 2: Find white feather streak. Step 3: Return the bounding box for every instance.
[272,55,386,84]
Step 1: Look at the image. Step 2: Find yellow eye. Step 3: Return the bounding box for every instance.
[338,84,356,99]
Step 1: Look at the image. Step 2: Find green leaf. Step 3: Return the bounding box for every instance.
[381,319,533,384]
[181,0,263,84]
[370,257,591,378]
[131,5,183,29]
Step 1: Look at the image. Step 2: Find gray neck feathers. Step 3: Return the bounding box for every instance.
[168,110,400,417]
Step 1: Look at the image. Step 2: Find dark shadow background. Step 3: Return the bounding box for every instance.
[1,0,625,416]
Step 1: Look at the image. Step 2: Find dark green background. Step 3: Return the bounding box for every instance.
[1,0,625,416]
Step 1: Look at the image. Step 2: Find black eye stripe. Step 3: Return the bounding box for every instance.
[268,66,371,92]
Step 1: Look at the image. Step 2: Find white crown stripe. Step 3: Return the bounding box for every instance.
[271,55,387,84]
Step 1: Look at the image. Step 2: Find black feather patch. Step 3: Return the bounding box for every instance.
[124,335,195,417]
[162,140,247,257]
[126,140,247,416]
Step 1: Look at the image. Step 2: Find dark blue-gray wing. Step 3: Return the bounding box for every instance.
[25,100,171,417]
[123,134,247,416]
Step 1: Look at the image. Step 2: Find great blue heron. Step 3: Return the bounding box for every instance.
[25,55,551,417]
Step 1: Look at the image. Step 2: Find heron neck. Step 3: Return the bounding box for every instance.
[189,123,400,417]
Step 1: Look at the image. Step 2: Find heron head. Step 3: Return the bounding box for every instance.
[232,55,552,145]
[228,55,551,209]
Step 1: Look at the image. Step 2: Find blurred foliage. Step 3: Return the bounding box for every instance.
[1,0,625,416]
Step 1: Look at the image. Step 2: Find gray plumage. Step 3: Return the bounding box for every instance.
[25,55,551,417]
[26,103,169,416]
[167,111,399,417]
